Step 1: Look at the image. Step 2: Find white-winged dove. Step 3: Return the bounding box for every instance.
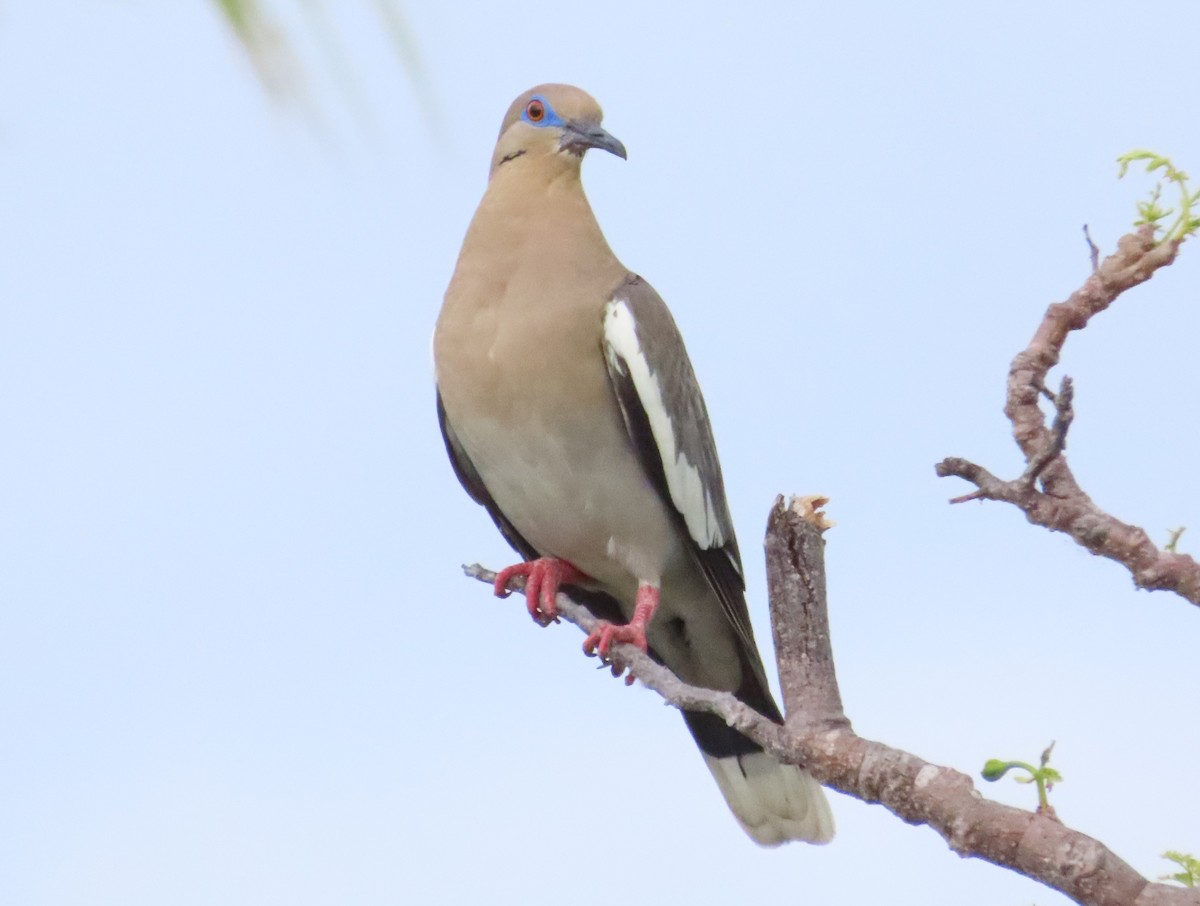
[434,84,834,846]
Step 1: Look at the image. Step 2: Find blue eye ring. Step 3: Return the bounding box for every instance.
[521,95,564,128]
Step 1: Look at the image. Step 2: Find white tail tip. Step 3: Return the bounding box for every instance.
[703,751,835,846]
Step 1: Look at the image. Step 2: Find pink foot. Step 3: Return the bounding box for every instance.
[583,584,659,659]
[494,557,588,626]
[584,621,648,658]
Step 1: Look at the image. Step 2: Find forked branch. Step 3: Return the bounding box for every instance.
[935,225,1200,606]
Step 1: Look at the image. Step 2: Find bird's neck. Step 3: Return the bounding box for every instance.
[466,162,616,265]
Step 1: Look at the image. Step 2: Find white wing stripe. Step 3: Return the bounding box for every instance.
[604,299,725,549]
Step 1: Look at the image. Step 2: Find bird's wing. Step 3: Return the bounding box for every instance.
[601,275,760,657]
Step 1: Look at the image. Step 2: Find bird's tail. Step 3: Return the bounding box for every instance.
[702,750,834,846]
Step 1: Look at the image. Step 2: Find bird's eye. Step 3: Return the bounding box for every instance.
[526,99,545,123]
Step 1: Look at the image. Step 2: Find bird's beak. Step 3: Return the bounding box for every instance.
[560,121,627,160]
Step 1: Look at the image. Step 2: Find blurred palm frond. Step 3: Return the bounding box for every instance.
[213,0,438,134]
[215,0,300,102]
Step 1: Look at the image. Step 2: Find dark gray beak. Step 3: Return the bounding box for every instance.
[560,121,627,159]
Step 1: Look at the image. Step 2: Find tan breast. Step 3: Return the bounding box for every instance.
[434,169,679,595]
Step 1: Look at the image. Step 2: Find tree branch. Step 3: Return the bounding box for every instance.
[764,494,847,733]
[464,495,1199,906]
[935,225,1200,607]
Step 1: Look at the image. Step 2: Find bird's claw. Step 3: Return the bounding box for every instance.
[582,585,657,685]
[493,557,586,625]
[591,647,638,686]
[582,620,649,659]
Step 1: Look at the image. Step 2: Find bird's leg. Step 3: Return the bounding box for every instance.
[493,557,588,625]
[583,583,658,658]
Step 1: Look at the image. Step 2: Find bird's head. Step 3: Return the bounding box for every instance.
[489,84,627,178]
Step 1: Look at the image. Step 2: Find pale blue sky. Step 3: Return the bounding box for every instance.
[2,3,1198,904]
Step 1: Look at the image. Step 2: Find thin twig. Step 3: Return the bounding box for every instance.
[948,489,986,504]
[1023,375,1074,484]
[461,562,770,738]
[1084,224,1101,273]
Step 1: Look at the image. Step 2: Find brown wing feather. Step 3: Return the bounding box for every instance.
[601,275,767,670]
